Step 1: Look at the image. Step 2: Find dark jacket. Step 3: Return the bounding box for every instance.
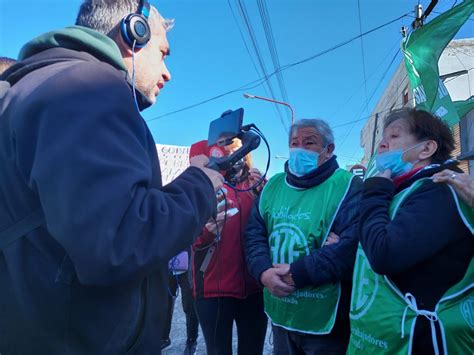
[192,182,262,299]
[0,27,216,354]
[359,162,473,354]
[245,156,362,340]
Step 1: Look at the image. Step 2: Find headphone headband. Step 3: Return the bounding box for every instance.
[138,0,150,20]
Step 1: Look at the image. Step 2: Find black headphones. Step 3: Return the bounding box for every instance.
[120,0,151,49]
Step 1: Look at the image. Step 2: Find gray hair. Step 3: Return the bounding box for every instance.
[289,118,335,147]
[75,0,174,37]
[0,57,16,75]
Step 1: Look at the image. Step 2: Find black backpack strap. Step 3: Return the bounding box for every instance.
[0,210,45,250]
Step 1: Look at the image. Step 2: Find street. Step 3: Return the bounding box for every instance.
[164,292,273,354]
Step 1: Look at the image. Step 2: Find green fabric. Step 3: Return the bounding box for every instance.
[19,26,127,72]
[401,0,474,127]
[453,97,474,119]
[259,169,353,334]
[348,178,474,354]
[364,155,378,180]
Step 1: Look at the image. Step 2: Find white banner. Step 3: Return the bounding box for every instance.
[156,144,190,185]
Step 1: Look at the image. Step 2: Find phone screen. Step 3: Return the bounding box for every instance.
[208,108,244,146]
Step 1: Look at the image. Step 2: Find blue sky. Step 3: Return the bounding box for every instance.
[1,0,472,176]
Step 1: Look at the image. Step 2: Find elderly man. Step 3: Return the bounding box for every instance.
[245,119,361,354]
[0,1,223,353]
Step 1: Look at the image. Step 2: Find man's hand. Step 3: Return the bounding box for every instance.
[323,232,340,247]
[190,154,224,192]
[260,266,295,297]
[273,263,295,287]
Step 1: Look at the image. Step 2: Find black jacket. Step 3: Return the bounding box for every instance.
[245,156,362,340]
[359,162,473,354]
[0,27,216,354]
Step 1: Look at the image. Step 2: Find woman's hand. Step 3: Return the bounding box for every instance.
[205,211,226,236]
[432,169,474,208]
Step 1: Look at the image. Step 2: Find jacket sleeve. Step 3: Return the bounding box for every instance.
[290,177,362,288]
[244,197,272,284]
[358,176,469,275]
[23,62,216,286]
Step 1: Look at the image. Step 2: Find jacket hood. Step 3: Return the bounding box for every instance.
[19,26,127,72]
[3,26,153,110]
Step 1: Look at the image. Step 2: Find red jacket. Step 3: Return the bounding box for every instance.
[192,183,262,299]
[189,140,262,299]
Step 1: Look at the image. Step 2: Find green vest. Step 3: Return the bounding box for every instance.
[348,178,474,354]
[259,168,354,334]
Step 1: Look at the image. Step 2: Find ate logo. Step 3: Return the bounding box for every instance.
[350,248,379,320]
[461,295,474,330]
[269,223,309,264]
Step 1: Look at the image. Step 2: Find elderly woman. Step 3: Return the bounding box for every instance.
[347,108,473,355]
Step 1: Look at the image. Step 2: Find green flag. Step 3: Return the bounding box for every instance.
[453,97,474,118]
[402,0,474,127]
[363,1,473,179]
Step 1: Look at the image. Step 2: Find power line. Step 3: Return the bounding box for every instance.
[357,0,370,115]
[227,0,262,84]
[328,39,402,120]
[227,0,282,125]
[146,12,411,122]
[257,0,291,121]
[235,0,288,132]
[334,45,404,150]
[332,73,409,130]
[274,13,409,72]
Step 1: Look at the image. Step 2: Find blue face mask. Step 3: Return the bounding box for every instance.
[375,142,425,178]
[288,148,320,177]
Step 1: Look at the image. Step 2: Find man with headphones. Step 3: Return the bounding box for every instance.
[0,1,223,354]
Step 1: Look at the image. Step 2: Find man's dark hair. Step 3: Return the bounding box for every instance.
[384,108,454,163]
[0,57,16,75]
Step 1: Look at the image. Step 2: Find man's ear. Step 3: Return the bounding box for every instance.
[326,143,335,156]
[418,140,438,160]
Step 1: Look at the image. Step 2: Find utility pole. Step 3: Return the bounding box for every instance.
[412,0,439,29]
[370,113,379,157]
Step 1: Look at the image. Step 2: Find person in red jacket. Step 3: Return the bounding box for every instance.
[189,140,267,355]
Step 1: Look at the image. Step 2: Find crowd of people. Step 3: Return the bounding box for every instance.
[0,1,472,355]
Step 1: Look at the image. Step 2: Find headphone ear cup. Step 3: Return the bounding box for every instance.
[120,13,151,49]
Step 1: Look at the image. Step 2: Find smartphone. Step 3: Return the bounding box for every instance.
[225,208,239,217]
[208,108,244,146]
